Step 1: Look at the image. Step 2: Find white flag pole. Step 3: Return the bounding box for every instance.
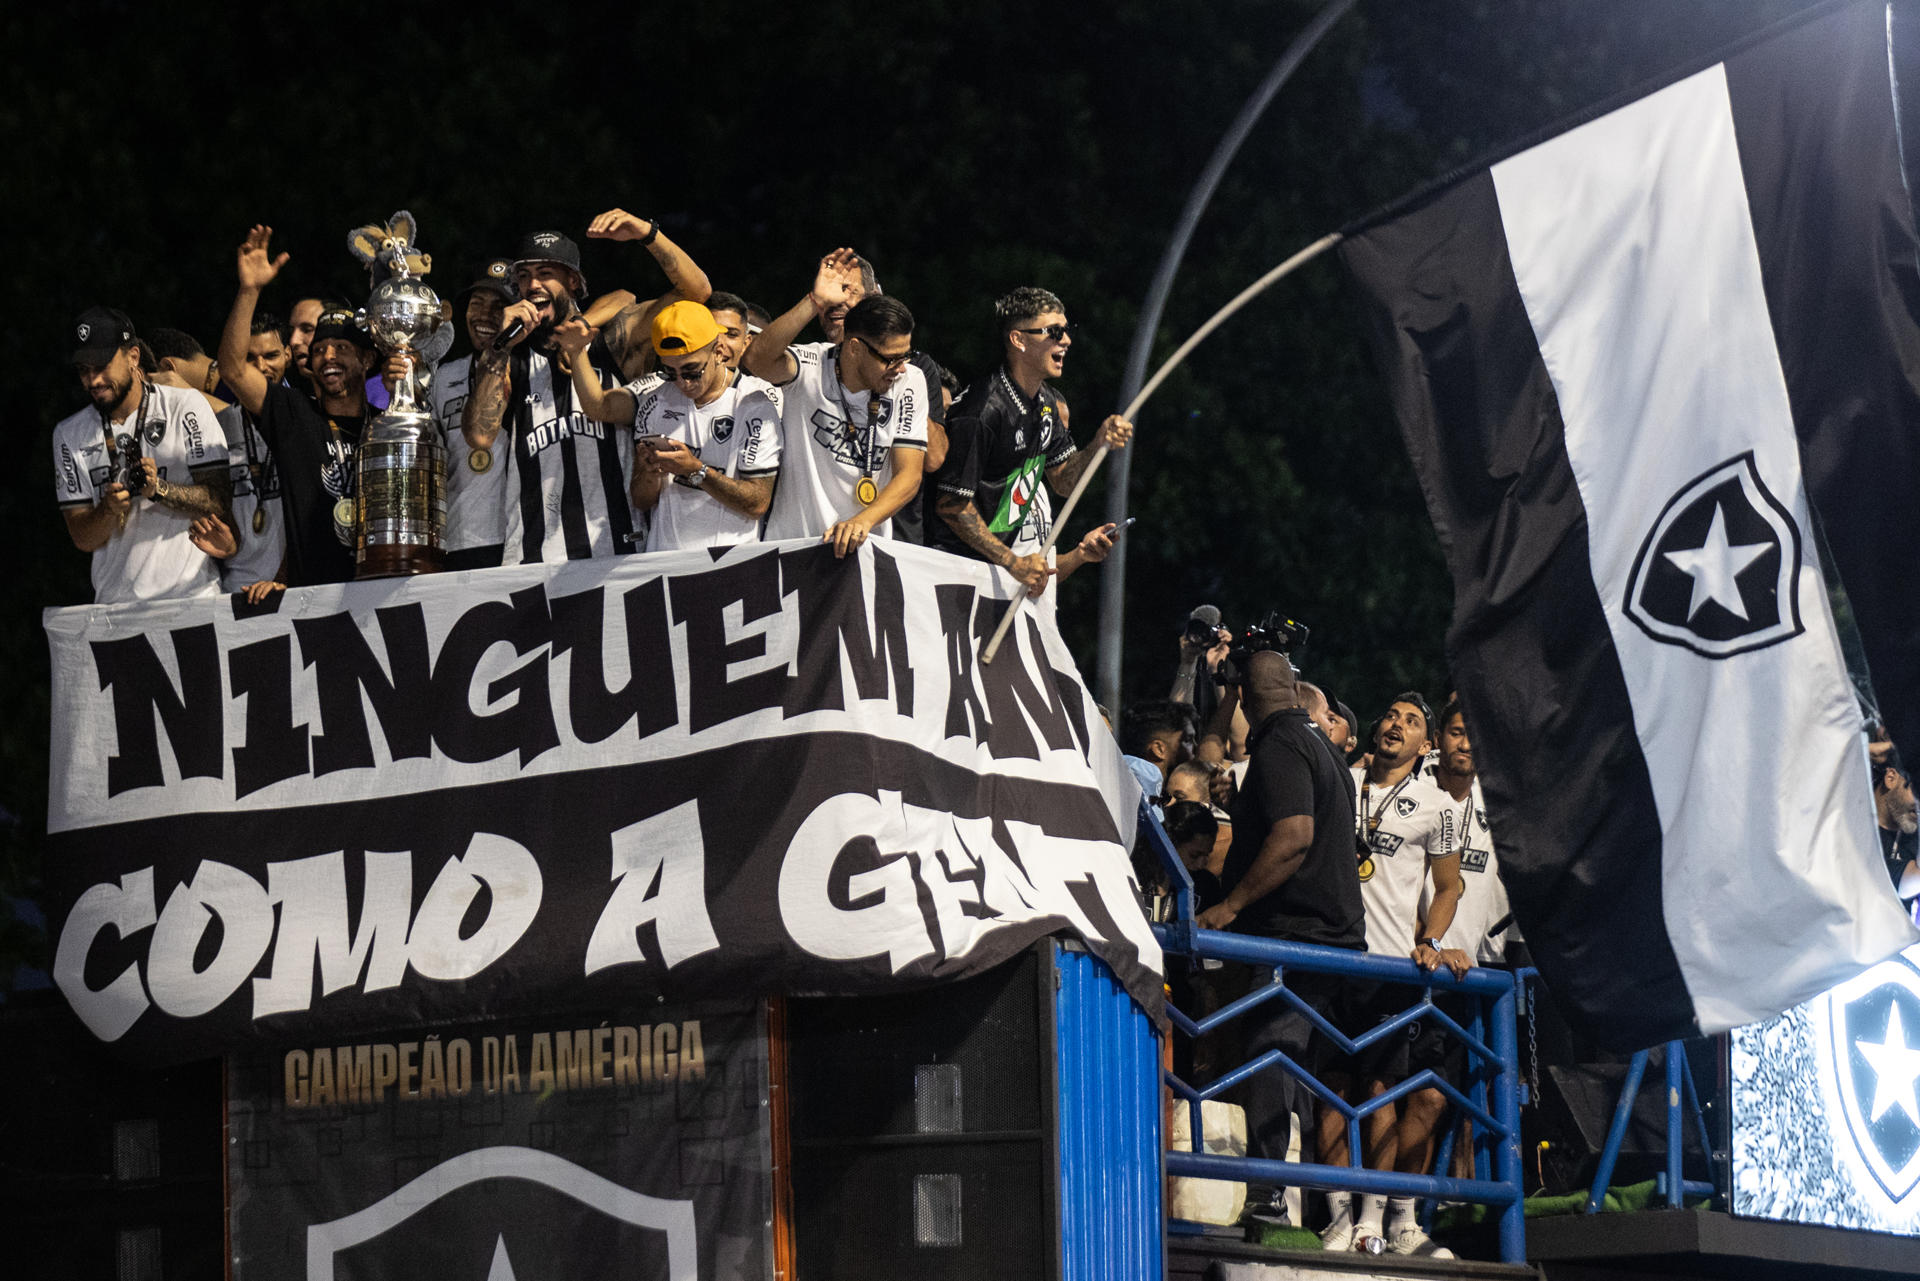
[980,231,1343,665]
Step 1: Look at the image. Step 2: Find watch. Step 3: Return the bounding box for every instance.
[1418,937,1442,950]
[686,463,709,488]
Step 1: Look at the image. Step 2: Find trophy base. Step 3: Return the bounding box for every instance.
[356,545,446,580]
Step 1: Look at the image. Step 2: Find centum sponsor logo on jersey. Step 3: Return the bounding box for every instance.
[1813,950,1920,1211]
[1623,451,1805,658]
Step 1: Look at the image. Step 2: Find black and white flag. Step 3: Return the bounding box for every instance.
[42,540,1154,1064]
[1342,0,1920,1046]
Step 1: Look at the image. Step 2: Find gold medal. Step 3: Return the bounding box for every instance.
[1357,856,1375,883]
[252,507,265,534]
[856,476,877,506]
[469,447,493,474]
[333,497,356,529]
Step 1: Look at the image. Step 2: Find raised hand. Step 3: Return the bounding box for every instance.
[586,208,655,242]
[552,315,597,356]
[238,224,289,291]
[1098,414,1133,451]
[810,248,862,314]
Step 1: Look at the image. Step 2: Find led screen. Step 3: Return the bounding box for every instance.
[1732,943,1920,1234]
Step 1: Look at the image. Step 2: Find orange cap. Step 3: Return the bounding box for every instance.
[651,301,724,357]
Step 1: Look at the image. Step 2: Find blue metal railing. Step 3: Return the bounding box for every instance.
[1582,1039,1715,1212]
[1141,800,1529,1264]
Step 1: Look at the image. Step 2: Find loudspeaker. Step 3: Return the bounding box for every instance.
[1533,1044,1715,1195]
[786,946,1059,1281]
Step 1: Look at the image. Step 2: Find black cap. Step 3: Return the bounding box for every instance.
[72,306,136,364]
[312,306,376,353]
[460,258,518,304]
[512,231,586,292]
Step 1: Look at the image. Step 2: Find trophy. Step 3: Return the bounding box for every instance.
[348,211,448,579]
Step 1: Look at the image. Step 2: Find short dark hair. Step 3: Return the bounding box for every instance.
[745,302,773,329]
[146,327,205,362]
[135,339,158,374]
[995,286,1065,336]
[843,294,914,343]
[937,364,961,398]
[251,312,289,341]
[1161,799,1218,851]
[1387,691,1436,736]
[705,291,749,320]
[1120,700,1194,758]
[1439,696,1464,734]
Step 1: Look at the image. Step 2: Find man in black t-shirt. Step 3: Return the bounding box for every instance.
[931,286,1132,595]
[1197,651,1363,1183]
[219,224,392,588]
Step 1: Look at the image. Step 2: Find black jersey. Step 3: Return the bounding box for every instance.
[929,366,1075,561]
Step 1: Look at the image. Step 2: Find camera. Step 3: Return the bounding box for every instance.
[1185,616,1222,646]
[1217,610,1311,687]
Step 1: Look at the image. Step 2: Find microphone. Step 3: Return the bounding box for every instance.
[491,319,526,353]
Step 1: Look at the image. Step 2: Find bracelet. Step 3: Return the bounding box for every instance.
[640,217,660,247]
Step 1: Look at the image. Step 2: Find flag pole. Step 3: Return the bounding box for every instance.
[1095,0,1363,708]
[980,232,1344,665]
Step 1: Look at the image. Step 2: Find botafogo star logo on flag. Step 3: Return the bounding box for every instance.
[1818,956,1920,1206]
[1624,452,1805,658]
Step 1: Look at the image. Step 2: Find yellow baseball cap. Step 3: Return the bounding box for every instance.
[651,301,724,357]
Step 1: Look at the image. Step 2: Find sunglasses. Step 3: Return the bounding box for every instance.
[853,336,911,370]
[1015,323,1077,342]
[667,361,708,384]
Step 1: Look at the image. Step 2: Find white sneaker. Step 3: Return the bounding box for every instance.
[1319,1222,1355,1252]
[1386,1226,1455,1259]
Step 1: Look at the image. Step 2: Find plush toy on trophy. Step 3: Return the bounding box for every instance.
[344,211,449,578]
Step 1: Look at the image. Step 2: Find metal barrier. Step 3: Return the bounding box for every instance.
[1583,1039,1715,1212]
[1142,801,1530,1264]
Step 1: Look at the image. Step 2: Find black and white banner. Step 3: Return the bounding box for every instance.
[43,540,1155,1064]
[229,999,770,1280]
[1342,0,1920,1046]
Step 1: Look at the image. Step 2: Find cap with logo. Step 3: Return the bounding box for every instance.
[312,307,376,353]
[651,301,724,357]
[512,231,586,293]
[459,258,517,304]
[72,306,137,365]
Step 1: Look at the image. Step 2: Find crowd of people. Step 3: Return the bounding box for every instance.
[1122,603,1920,1257]
[53,209,1134,607]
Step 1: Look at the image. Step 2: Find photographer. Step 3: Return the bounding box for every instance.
[1170,604,1231,733]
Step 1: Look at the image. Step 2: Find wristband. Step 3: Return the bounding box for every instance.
[1418,937,1442,950]
[640,217,661,247]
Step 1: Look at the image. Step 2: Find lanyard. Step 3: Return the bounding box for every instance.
[1358,771,1413,841]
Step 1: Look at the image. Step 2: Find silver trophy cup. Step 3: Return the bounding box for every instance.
[354,250,447,578]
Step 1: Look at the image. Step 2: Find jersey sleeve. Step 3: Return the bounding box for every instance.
[736,388,782,477]
[1042,395,1077,468]
[52,422,94,509]
[937,409,984,499]
[1422,798,1458,860]
[885,364,929,451]
[181,393,229,469]
[908,352,946,426]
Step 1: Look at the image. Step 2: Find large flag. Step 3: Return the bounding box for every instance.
[1341,0,1920,1047]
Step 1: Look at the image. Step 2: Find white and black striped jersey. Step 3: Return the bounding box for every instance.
[499,346,638,564]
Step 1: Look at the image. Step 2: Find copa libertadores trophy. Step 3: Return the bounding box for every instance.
[349,211,447,578]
